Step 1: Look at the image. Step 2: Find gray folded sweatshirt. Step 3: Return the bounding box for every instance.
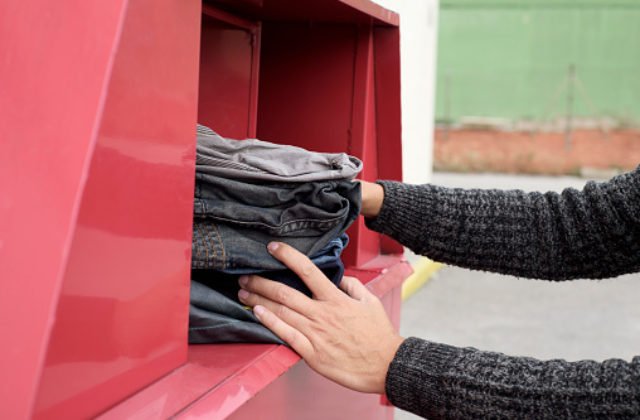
[366,166,640,419]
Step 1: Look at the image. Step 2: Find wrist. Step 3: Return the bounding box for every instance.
[371,334,404,394]
[360,181,384,218]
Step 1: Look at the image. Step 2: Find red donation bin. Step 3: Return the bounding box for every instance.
[0,0,411,418]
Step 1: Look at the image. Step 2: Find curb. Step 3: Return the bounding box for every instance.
[401,258,443,301]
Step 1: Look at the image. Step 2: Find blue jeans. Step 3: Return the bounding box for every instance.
[189,280,284,344]
[191,177,360,271]
[191,251,343,298]
[188,252,344,345]
[219,233,348,275]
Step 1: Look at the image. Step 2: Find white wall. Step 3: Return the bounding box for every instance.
[372,0,439,184]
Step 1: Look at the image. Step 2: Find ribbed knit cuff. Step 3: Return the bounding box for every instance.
[365,180,401,234]
[365,181,436,246]
[385,337,460,417]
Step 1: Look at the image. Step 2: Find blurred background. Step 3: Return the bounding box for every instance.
[389,1,640,418]
[434,0,640,175]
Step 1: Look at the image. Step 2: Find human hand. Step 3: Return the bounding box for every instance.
[237,242,404,394]
[359,180,384,218]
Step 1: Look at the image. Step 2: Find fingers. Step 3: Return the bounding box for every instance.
[338,276,373,301]
[239,274,312,316]
[253,305,314,357]
[238,286,310,331]
[266,242,340,301]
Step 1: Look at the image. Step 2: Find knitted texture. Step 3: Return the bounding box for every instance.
[386,338,640,419]
[367,166,640,280]
[366,166,640,418]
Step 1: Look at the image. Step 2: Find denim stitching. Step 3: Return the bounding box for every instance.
[203,222,211,269]
[194,222,223,270]
[206,223,216,269]
[195,223,206,269]
[198,214,347,231]
[194,223,203,267]
[210,223,226,270]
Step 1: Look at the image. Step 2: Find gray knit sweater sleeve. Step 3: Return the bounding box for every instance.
[386,338,640,419]
[365,167,640,418]
[366,166,640,280]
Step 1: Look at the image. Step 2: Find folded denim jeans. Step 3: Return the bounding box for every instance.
[218,233,348,275]
[196,124,362,183]
[189,280,284,344]
[191,178,360,271]
[189,254,344,344]
[192,250,344,299]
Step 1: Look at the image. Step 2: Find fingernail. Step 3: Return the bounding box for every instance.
[254,305,265,316]
[267,242,280,253]
[238,289,250,300]
[238,275,249,287]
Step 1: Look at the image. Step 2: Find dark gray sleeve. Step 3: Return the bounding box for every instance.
[366,166,640,280]
[385,337,640,419]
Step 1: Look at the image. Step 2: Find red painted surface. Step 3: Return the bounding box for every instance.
[349,24,383,266]
[175,345,299,419]
[257,22,357,153]
[199,8,261,139]
[98,345,300,419]
[339,0,400,25]
[32,0,201,418]
[97,259,411,419]
[227,359,396,420]
[373,27,404,255]
[0,1,128,418]
[208,0,399,26]
[1,0,404,417]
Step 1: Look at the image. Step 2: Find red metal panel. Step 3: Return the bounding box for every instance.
[226,361,395,420]
[0,1,128,417]
[345,25,382,267]
[98,345,300,419]
[1,0,404,417]
[374,27,404,255]
[175,346,300,419]
[203,4,260,31]
[198,10,260,139]
[256,22,357,153]
[32,0,202,418]
[338,0,400,25]
[98,260,409,418]
[208,0,399,26]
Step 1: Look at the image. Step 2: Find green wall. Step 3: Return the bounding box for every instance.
[436,0,640,126]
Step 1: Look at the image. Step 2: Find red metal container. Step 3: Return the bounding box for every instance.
[0,0,409,418]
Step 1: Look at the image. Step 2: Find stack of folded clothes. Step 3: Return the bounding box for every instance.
[189,124,362,344]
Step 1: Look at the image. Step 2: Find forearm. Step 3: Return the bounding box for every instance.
[386,337,640,419]
[365,167,640,280]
